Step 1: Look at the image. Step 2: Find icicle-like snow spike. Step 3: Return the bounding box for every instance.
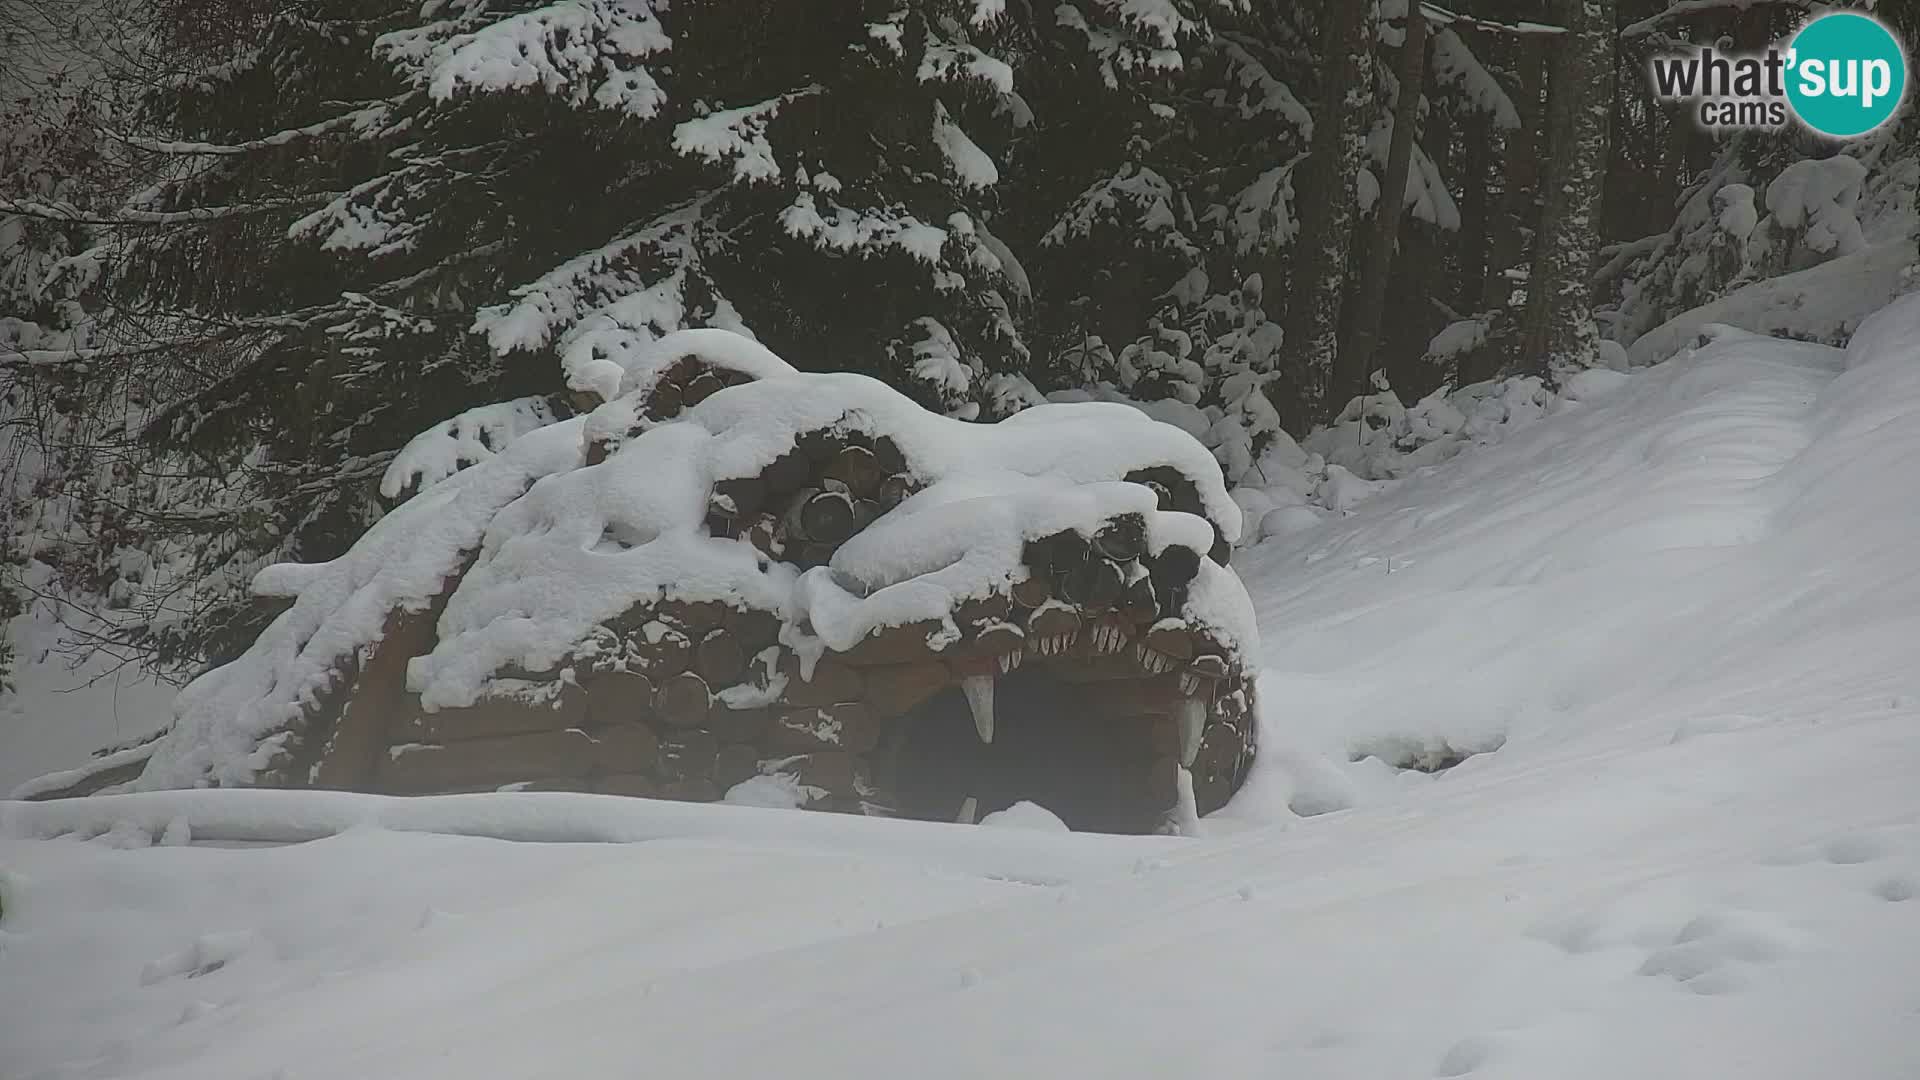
[1176,696,1206,767]
[956,796,978,825]
[1178,672,1201,696]
[962,673,995,744]
[1171,765,1202,837]
[1009,649,1023,670]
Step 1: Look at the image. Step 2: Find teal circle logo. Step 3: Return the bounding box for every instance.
[1786,13,1907,138]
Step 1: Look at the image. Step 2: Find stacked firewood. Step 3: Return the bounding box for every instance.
[1121,465,1235,566]
[706,426,919,570]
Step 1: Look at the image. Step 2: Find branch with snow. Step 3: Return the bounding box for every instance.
[672,88,822,185]
[1055,2,1194,87]
[780,193,955,268]
[1045,163,1201,259]
[1420,2,1567,35]
[101,102,400,156]
[285,171,425,256]
[381,397,562,501]
[378,0,670,118]
[932,101,1000,190]
[916,33,1017,96]
[1213,39,1313,137]
[0,194,339,227]
[1429,29,1521,129]
[1622,0,1816,40]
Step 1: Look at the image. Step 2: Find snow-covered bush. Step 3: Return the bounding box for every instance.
[1601,123,1918,354]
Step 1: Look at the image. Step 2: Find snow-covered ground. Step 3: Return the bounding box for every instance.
[5,295,1920,1078]
[0,568,174,795]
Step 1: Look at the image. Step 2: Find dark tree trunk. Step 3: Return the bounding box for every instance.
[1483,35,1546,313]
[1341,2,1428,399]
[1457,109,1491,314]
[1519,0,1617,380]
[1279,0,1377,426]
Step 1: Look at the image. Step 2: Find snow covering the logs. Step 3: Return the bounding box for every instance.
[68,329,1260,832]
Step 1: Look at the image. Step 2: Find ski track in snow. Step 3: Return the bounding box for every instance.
[5,300,1920,1078]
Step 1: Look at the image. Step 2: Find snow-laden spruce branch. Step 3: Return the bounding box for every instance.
[99,101,400,156]
[0,301,361,369]
[1593,231,1669,286]
[1419,3,1566,35]
[0,192,341,227]
[0,338,207,369]
[1622,0,1821,40]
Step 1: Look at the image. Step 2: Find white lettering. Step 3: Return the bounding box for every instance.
[1800,57,1827,96]
[1830,58,1858,99]
[1863,59,1893,108]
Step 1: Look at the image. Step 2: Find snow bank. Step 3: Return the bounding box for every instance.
[1625,235,1917,367]
[0,787,1183,885]
[6,739,157,802]
[1235,292,1920,815]
[1210,373,1574,537]
[4,666,1916,1080]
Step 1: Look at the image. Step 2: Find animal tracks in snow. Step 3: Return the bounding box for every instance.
[1758,824,1912,871]
[1870,874,1915,902]
[1526,822,1918,1012]
[139,930,257,986]
[1531,903,1801,996]
[1434,1034,1500,1076]
[1634,910,1801,995]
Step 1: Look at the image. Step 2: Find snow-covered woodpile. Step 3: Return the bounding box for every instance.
[27,330,1259,833]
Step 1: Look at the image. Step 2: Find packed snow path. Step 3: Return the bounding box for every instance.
[5,297,1920,1078]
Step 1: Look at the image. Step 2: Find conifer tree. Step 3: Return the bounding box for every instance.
[9,0,1036,667]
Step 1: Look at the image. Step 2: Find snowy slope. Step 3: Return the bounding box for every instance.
[1231,310,1920,819]
[5,297,1920,1079]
